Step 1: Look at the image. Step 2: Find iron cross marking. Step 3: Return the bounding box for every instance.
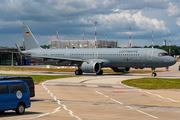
[123,58,132,62]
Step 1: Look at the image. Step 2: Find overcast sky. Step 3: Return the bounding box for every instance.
[1,0,180,47]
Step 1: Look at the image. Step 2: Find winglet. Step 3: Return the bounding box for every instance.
[15,44,31,57]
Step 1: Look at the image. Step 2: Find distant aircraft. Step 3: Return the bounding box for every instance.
[15,25,176,76]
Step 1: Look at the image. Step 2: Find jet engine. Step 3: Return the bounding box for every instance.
[111,67,130,72]
[81,62,101,73]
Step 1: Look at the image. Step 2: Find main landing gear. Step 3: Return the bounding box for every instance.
[75,69,83,75]
[151,68,157,77]
[75,69,103,75]
[96,70,103,75]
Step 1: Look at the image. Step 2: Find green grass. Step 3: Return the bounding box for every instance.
[1,74,76,85]
[122,78,180,89]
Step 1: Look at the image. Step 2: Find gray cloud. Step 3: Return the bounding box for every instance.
[0,0,180,47]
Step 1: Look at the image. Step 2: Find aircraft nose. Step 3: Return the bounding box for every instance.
[169,57,176,66]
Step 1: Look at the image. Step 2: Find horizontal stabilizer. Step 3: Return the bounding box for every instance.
[15,44,31,57]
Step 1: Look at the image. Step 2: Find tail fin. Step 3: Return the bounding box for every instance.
[22,26,41,50]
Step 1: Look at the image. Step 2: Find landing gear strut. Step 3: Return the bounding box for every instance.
[151,68,157,77]
[96,70,103,75]
[75,69,83,75]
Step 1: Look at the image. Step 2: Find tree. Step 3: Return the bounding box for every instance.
[41,45,50,49]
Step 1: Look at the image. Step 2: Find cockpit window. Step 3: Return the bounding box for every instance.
[158,53,169,57]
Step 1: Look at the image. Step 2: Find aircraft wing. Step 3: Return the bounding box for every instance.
[15,43,110,67]
[31,55,89,62]
[31,55,110,64]
[34,55,110,68]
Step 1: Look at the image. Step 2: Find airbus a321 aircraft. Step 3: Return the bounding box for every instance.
[15,25,176,76]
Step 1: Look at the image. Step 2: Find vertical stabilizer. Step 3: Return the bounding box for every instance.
[22,26,41,50]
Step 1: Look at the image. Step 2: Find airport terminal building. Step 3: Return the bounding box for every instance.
[0,48,28,66]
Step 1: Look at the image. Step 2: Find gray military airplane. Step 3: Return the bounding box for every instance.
[15,25,176,76]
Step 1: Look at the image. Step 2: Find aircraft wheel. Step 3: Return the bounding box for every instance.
[75,70,79,75]
[79,70,83,75]
[75,70,83,75]
[96,70,103,75]
[152,72,157,77]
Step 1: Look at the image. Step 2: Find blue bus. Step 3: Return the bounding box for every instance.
[0,80,31,114]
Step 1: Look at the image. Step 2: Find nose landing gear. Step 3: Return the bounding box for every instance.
[151,68,157,77]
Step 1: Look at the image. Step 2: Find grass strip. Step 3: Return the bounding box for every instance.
[122,78,180,89]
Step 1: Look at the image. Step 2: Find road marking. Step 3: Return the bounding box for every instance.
[95,91,158,119]
[51,107,61,114]
[19,83,63,120]
[95,91,103,95]
[18,112,50,120]
[105,95,109,98]
[166,98,179,103]
[126,106,133,109]
[42,81,82,120]
[119,81,179,103]
[110,98,123,105]
[112,91,126,93]
[136,110,158,119]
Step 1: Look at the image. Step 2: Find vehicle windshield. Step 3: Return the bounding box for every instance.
[158,53,169,57]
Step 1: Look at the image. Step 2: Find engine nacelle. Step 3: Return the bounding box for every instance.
[81,62,101,73]
[111,67,130,72]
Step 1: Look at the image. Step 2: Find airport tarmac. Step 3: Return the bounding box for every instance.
[0,63,180,120]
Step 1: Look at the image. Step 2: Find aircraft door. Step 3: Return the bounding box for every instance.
[66,51,70,58]
[147,50,153,60]
[36,51,40,56]
[94,52,98,59]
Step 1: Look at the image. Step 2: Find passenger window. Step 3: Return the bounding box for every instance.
[10,83,27,93]
[0,84,9,94]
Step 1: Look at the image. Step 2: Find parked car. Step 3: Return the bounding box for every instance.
[179,65,180,71]
[0,76,35,97]
[0,80,31,114]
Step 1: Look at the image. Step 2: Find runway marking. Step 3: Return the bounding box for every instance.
[18,109,60,120]
[28,113,50,119]
[126,106,133,109]
[110,98,123,105]
[19,82,77,120]
[119,81,179,103]
[95,91,158,119]
[105,95,109,98]
[42,81,82,120]
[112,91,126,93]
[51,107,61,114]
[95,91,103,95]
[136,110,158,119]
[166,98,179,103]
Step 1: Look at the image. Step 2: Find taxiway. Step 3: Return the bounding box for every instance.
[0,63,180,120]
